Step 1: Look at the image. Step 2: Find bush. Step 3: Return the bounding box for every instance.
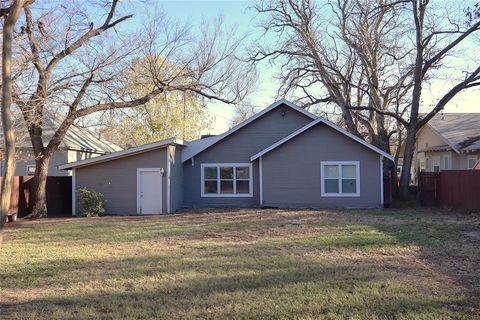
[78,188,105,217]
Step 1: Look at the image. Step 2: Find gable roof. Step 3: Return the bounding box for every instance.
[251,117,394,161]
[180,99,317,162]
[425,113,480,153]
[59,137,184,170]
[0,116,122,154]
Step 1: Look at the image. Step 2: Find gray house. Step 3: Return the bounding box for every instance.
[0,117,122,176]
[60,100,393,215]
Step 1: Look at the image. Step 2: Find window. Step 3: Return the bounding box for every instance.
[432,156,440,172]
[26,165,36,176]
[201,163,252,197]
[467,156,478,169]
[321,161,360,197]
[442,155,450,170]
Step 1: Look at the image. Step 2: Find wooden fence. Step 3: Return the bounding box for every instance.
[418,171,480,212]
[0,176,72,217]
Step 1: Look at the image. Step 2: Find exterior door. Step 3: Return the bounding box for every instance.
[137,169,162,214]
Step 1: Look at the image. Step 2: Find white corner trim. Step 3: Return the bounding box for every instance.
[251,118,394,161]
[72,168,76,216]
[200,163,253,197]
[181,99,317,163]
[166,147,171,214]
[259,156,263,206]
[320,161,361,197]
[136,168,163,214]
[380,156,384,207]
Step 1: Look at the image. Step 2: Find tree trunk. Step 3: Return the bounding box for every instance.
[26,155,51,218]
[1,0,26,244]
[399,125,417,197]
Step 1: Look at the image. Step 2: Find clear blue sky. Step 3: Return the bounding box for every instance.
[127,0,479,134]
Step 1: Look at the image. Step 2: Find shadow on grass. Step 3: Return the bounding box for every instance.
[1,251,471,319]
[2,208,480,319]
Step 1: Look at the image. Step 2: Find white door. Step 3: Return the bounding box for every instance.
[137,169,162,214]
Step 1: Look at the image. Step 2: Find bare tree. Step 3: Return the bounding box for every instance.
[252,0,412,163]
[254,0,480,197]
[230,103,258,127]
[396,0,480,196]
[12,1,254,217]
[1,0,26,243]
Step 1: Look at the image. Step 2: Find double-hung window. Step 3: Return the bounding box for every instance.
[201,163,253,197]
[321,161,360,197]
[467,156,478,169]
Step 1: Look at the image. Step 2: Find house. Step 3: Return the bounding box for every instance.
[0,117,122,177]
[59,100,393,215]
[413,113,480,176]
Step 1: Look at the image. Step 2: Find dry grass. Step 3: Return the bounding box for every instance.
[0,208,479,319]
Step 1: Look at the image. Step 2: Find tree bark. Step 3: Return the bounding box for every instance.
[1,0,26,244]
[399,124,417,197]
[27,155,50,218]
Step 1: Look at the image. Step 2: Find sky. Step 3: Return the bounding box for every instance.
[130,0,479,134]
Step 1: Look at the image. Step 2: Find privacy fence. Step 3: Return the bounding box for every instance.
[0,176,72,217]
[418,171,480,212]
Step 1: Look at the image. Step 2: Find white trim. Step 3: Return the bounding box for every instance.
[200,163,253,197]
[259,156,263,205]
[59,137,184,170]
[320,161,360,197]
[251,118,394,161]
[72,168,76,216]
[166,147,171,214]
[380,156,384,207]
[442,154,451,170]
[136,168,163,214]
[181,99,317,163]
[431,155,441,172]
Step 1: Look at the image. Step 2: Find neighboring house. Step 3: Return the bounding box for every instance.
[60,100,393,215]
[0,117,122,176]
[413,113,480,177]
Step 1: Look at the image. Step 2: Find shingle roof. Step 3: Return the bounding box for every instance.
[427,113,480,153]
[0,116,122,154]
[180,99,318,162]
[59,137,184,170]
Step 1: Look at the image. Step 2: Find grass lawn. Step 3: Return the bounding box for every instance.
[1,208,479,319]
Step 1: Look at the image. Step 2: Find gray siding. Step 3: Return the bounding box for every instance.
[262,124,382,208]
[75,148,167,215]
[183,105,313,207]
[169,146,184,212]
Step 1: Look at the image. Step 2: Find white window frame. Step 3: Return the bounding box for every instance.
[432,156,441,172]
[467,155,478,169]
[320,161,360,197]
[201,163,253,197]
[26,164,36,176]
[442,154,451,170]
